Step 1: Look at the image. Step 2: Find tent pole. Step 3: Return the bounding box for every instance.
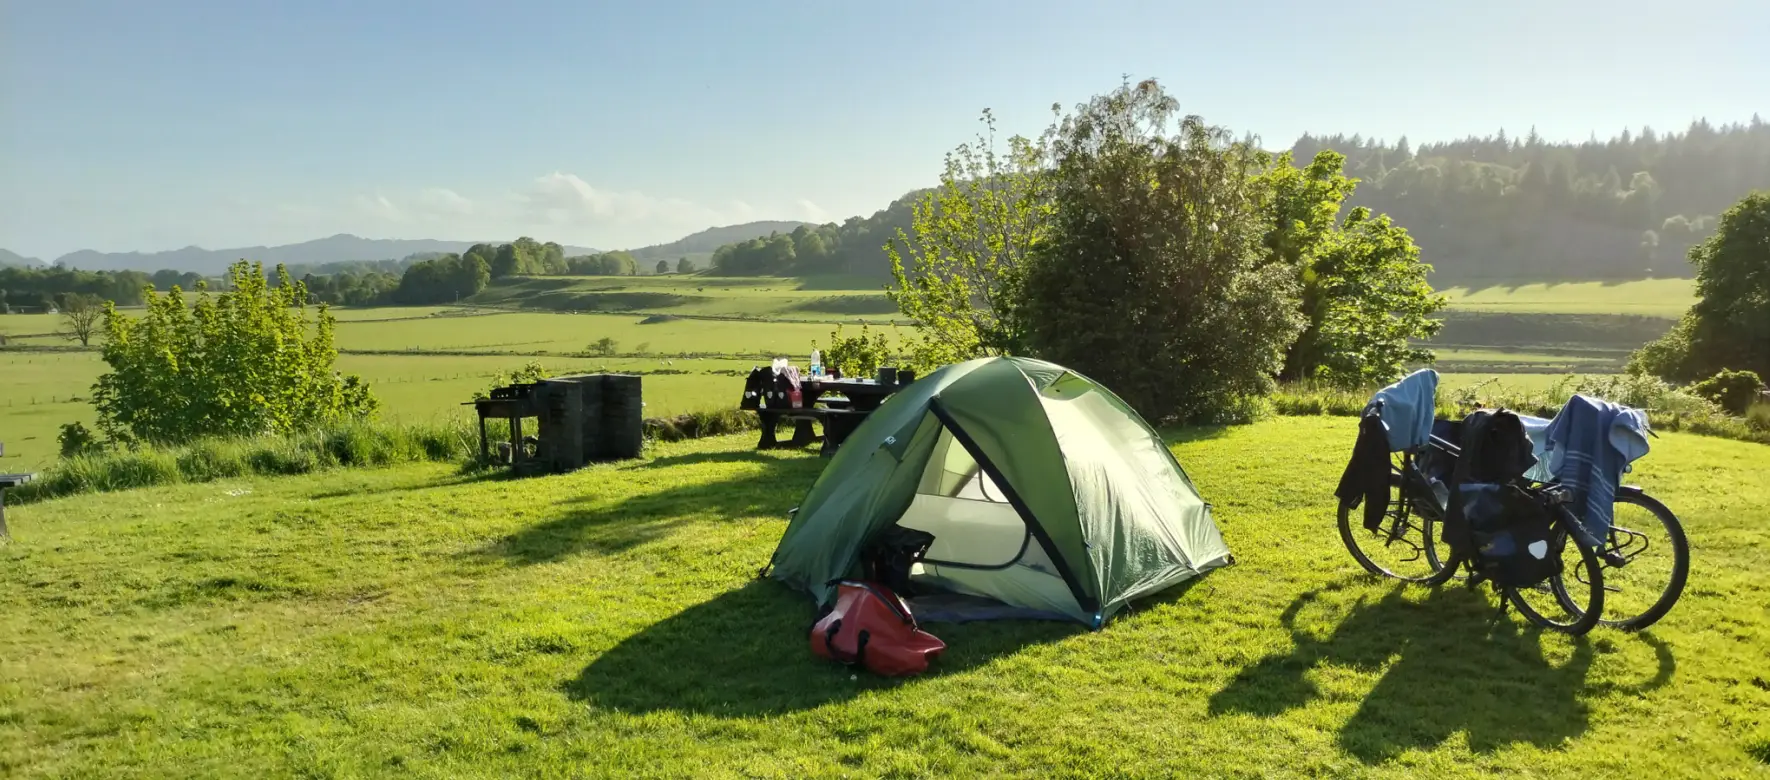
[927,399,1099,616]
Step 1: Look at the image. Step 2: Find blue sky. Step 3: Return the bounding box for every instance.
[2,0,1765,259]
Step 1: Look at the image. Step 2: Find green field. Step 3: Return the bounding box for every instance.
[0,274,1714,471]
[1430,347,1629,374]
[331,309,844,356]
[466,275,900,321]
[0,350,756,468]
[1439,279,1695,318]
[4,416,1766,777]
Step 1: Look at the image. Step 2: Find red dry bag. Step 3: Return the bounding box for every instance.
[810,580,946,677]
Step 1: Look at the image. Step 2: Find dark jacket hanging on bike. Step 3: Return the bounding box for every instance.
[1336,411,1393,533]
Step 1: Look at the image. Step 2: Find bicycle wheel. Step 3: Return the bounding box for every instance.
[1339,472,1460,585]
[1508,526,1605,636]
[1561,491,1689,631]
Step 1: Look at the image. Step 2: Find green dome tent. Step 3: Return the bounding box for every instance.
[766,356,1232,628]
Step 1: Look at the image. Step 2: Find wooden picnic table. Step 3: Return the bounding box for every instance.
[745,373,907,456]
[0,473,34,541]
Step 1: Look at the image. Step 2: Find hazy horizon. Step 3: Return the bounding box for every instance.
[4,0,1765,259]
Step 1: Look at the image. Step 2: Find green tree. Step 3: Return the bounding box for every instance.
[886,107,1054,367]
[92,261,377,444]
[464,243,499,274]
[491,238,543,278]
[539,241,568,274]
[676,257,695,274]
[393,253,488,304]
[656,259,669,275]
[1290,208,1443,385]
[57,292,104,347]
[1262,151,1444,384]
[585,337,619,357]
[1631,191,1770,381]
[1020,79,1303,424]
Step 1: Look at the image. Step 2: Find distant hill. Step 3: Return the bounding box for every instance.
[0,249,45,268]
[627,221,813,261]
[36,223,819,275]
[50,234,601,275]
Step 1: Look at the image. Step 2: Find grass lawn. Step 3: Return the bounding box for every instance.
[0,351,759,468]
[1438,279,1695,319]
[464,276,899,320]
[3,416,1765,777]
[1429,347,1626,371]
[331,310,843,356]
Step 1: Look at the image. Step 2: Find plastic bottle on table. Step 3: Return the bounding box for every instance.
[810,349,823,378]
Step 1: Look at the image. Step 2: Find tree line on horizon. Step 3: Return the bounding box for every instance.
[0,238,701,313]
[706,117,1770,284]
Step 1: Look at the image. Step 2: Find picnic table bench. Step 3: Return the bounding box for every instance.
[0,473,33,541]
[741,370,909,456]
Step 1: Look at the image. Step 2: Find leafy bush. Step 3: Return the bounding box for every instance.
[57,421,100,458]
[474,361,548,400]
[644,409,761,443]
[585,337,619,357]
[1274,373,1770,446]
[821,324,902,378]
[1631,192,1770,382]
[1748,402,1770,433]
[10,421,477,504]
[93,260,377,445]
[1690,369,1766,415]
[1022,79,1303,424]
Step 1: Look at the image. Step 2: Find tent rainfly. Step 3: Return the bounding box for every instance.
[766,356,1232,628]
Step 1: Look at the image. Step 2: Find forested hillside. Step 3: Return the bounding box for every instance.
[709,191,927,277]
[628,221,811,261]
[709,119,1770,283]
[1296,117,1770,282]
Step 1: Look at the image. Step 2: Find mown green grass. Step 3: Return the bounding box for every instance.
[3,417,1766,777]
[465,275,899,320]
[330,310,846,356]
[0,351,760,468]
[1430,347,1626,371]
[1439,279,1695,318]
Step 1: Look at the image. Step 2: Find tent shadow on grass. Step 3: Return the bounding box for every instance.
[563,579,1081,717]
[478,450,827,565]
[1209,582,1676,764]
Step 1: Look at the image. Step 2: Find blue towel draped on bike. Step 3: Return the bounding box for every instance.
[1542,394,1652,548]
[1367,369,1439,452]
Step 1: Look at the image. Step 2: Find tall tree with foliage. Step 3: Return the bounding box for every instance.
[57,293,104,346]
[1262,151,1445,385]
[92,261,377,444]
[1631,191,1770,381]
[1020,79,1303,423]
[656,259,670,274]
[886,108,1055,367]
[677,257,695,274]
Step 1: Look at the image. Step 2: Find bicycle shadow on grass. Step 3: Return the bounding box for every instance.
[1208,581,1676,764]
[562,579,1081,717]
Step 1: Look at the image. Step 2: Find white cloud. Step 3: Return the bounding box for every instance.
[352,194,404,223]
[309,173,811,248]
[416,188,473,218]
[795,199,828,223]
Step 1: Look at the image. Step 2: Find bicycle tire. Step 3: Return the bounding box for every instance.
[1338,473,1460,586]
[1561,491,1689,632]
[1508,527,1605,636]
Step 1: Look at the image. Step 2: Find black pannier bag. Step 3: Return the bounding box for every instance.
[861,526,936,596]
[1444,409,1560,588]
[1457,482,1563,588]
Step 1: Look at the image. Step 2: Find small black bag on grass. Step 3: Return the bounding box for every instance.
[860,526,935,596]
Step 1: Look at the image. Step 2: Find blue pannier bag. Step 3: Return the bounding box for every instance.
[1458,482,1563,588]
